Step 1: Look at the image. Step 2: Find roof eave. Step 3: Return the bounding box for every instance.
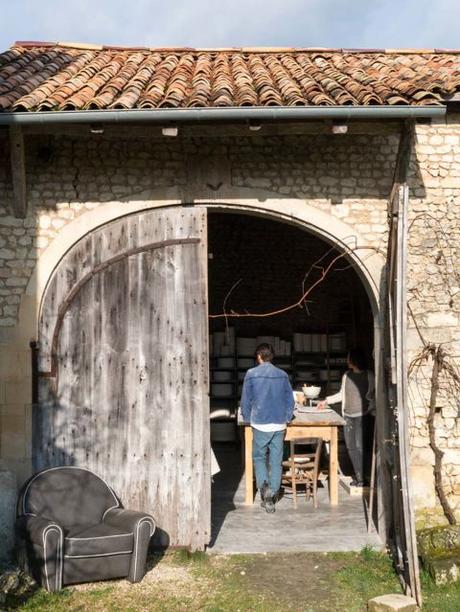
[0,105,447,127]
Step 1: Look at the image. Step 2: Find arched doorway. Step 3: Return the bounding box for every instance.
[32,200,386,551]
[206,210,382,551]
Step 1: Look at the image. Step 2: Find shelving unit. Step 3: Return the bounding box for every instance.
[292,351,347,396]
[209,330,349,439]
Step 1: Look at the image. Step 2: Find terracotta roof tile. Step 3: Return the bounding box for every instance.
[1,43,459,111]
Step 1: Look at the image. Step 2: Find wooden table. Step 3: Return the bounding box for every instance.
[242,410,346,505]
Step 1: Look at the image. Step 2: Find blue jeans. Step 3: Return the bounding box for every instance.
[252,428,285,493]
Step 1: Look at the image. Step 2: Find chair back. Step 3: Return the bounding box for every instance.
[18,466,119,527]
[290,437,323,471]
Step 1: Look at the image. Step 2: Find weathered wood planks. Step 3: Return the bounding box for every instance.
[35,207,210,549]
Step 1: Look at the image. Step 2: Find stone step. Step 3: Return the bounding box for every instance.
[417,524,460,556]
[367,593,418,611]
[422,549,460,585]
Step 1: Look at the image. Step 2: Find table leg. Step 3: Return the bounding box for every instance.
[244,426,255,504]
[329,426,338,505]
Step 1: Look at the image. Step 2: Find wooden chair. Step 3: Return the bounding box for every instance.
[281,437,323,509]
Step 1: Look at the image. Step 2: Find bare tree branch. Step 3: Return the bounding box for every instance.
[209,245,380,319]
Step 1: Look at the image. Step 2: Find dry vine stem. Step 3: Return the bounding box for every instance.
[409,343,459,525]
[209,245,379,320]
[407,207,459,524]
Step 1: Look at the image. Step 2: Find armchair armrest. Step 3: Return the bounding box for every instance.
[103,508,155,583]
[16,515,64,592]
[103,508,155,534]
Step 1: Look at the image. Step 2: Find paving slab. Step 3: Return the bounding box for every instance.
[209,445,382,553]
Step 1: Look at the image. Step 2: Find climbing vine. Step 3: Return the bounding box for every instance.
[407,208,460,525]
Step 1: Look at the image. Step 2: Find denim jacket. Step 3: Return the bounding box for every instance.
[241,362,295,425]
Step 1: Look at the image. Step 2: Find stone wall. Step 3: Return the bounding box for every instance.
[407,116,460,523]
[0,131,394,328]
[0,121,459,522]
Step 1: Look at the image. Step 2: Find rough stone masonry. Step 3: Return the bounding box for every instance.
[0,118,459,523]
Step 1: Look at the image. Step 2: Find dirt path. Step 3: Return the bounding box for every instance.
[239,553,349,610]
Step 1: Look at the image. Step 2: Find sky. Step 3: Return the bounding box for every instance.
[0,0,459,51]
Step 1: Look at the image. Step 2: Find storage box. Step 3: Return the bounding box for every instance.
[213,371,233,382]
[211,383,233,397]
[211,421,236,442]
[217,357,234,368]
[236,337,257,355]
[237,357,255,369]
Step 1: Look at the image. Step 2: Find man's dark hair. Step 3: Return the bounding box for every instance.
[255,343,274,362]
[348,347,367,370]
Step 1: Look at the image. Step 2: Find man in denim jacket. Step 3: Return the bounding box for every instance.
[241,343,295,513]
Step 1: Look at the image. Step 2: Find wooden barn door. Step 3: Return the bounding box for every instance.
[34,207,210,550]
[384,183,421,603]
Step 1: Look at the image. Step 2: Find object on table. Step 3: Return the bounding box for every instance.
[293,390,305,405]
[302,385,321,399]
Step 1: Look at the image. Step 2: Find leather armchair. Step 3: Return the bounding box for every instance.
[16,466,155,592]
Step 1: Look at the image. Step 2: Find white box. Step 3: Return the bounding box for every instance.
[293,333,303,352]
[211,383,233,397]
[237,337,257,355]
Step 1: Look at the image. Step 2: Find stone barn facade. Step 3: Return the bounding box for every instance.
[0,44,459,582]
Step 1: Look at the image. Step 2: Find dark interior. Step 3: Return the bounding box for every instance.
[207,211,375,540]
[208,210,373,375]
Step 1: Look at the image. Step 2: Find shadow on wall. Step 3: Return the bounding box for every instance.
[2,127,429,208]
[31,374,171,552]
[20,129,427,207]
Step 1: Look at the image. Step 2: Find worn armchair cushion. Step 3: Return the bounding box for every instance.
[65,524,134,558]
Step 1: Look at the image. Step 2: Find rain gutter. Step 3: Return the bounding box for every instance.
[0,105,446,126]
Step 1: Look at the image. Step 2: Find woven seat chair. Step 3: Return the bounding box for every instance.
[281,437,323,508]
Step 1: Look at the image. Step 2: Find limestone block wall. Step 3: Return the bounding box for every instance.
[0,131,395,317]
[407,115,460,523]
[0,123,458,522]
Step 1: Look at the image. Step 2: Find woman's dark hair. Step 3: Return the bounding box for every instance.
[348,347,367,370]
[255,343,274,362]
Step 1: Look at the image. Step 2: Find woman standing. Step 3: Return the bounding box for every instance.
[317,347,375,487]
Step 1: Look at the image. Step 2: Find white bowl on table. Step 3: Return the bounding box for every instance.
[302,385,321,399]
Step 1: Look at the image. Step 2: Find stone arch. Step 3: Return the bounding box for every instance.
[20,194,385,339]
[18,194,388,540]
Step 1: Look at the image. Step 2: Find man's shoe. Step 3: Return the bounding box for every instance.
[259,482,269,508]
[263,488,276,513]
[264,495,276,513]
